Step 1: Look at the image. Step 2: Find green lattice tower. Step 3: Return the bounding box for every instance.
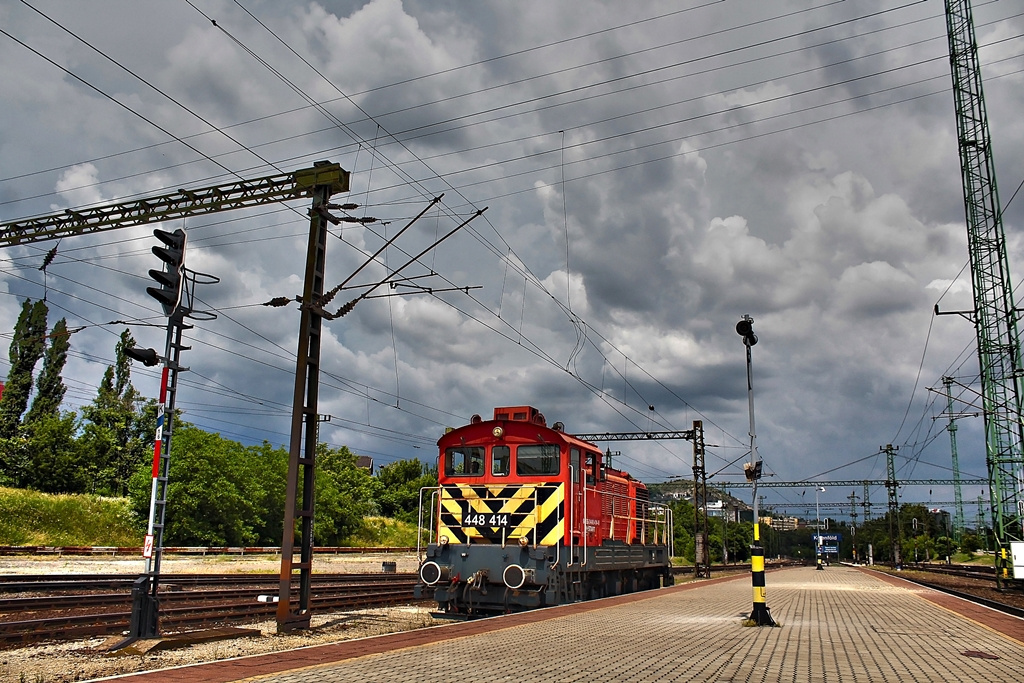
[862,481,871,522]
[944,0,1024,585]
[692,421,711,579]
[883,445,902,567]
[942,377,966,546]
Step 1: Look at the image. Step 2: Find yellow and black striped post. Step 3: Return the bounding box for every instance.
[748,520,776,626]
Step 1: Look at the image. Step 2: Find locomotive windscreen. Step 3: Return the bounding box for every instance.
[516,444,560,475]
[445,446,484,476]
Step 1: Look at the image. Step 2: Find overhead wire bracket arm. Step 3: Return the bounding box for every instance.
[325,207,487,319]
[933,303,975,323]
[320,194,444,308]
[363,285,483,298]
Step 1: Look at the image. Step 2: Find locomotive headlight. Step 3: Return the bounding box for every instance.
[503,564,534,589]
[420,561,449,586]
[438,535,449,546]
[492,426,504,438]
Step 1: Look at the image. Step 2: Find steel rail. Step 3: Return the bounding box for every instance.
[0,571,414,593]
[0,583,417,646]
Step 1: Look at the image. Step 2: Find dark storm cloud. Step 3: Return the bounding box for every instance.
[1,0,1022,512]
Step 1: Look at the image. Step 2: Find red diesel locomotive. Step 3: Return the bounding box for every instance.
[415,406,673,616]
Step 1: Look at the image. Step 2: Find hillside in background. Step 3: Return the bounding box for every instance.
[648,481,750,510]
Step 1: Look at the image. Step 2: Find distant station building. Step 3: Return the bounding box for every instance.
[763,516,800,532]
[355,455,374,474]
[930,508,952,534]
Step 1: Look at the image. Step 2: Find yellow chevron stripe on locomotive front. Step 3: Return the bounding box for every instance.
[437,483,564,545]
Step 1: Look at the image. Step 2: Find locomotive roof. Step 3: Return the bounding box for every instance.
[438,405,599,450]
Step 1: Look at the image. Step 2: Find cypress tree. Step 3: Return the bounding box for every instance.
[25,317,70,423]
[0,299,48,439]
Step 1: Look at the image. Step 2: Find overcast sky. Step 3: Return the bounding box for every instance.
[2,0,1023,518]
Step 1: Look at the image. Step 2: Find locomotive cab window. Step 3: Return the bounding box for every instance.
[445,446,485,476]
[492,445,510,476]
[516,444,560,476]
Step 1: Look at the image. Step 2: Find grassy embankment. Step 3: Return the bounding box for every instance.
[950,551,994,566]
[0,486,418,547]
[0,486,143,546]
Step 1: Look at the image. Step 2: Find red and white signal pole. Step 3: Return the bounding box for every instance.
[143,366,170,571]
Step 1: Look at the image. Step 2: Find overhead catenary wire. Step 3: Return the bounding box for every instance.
[2,0,1015,475]
[0,0,966,214]
[1,0,981,214]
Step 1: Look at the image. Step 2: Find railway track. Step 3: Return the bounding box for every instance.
[871,563,1024,619]
[908,562,998,580]
[0,572,419,647]
[0,571,410,593]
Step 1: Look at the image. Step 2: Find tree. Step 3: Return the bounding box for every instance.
[2,315,83,494]
[126,432,390,547]
[245,441,289,545]
[128,426,270,546]
[313,444,383,544]
[375,458,437,522]
[960,532,981,554]
[79,329,151,495]
[0,299,48,440]
[668,499,696,561]
[25,318,70,424]
[20,413,88,493]
[726,519,752,562]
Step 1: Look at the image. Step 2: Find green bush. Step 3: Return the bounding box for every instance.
[344,516,419,547]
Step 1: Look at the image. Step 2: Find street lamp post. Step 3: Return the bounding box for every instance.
[815,486,825,570]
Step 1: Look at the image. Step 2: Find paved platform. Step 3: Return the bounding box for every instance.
[100,566,1024,682]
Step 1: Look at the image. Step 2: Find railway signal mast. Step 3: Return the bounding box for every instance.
[129,227,192,641]
[940,0,1024,585]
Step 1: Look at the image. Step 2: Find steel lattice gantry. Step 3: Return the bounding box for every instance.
[944,0,1024,583]
[716,478,988,490]
[572,429,698,442]
[573,425,712,577]
[0,165,346,247]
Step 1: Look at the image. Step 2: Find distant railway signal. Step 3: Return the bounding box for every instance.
[736,315,757,347]
[147,228,187,315]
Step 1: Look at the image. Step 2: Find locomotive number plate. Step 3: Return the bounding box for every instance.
[463,512,510,528]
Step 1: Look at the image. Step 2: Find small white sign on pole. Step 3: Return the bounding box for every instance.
[1011,541,1024,580]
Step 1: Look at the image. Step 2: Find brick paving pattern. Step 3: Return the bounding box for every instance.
[105,566,1024,683]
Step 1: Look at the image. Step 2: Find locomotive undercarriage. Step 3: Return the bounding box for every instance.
[416,540,673,617]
